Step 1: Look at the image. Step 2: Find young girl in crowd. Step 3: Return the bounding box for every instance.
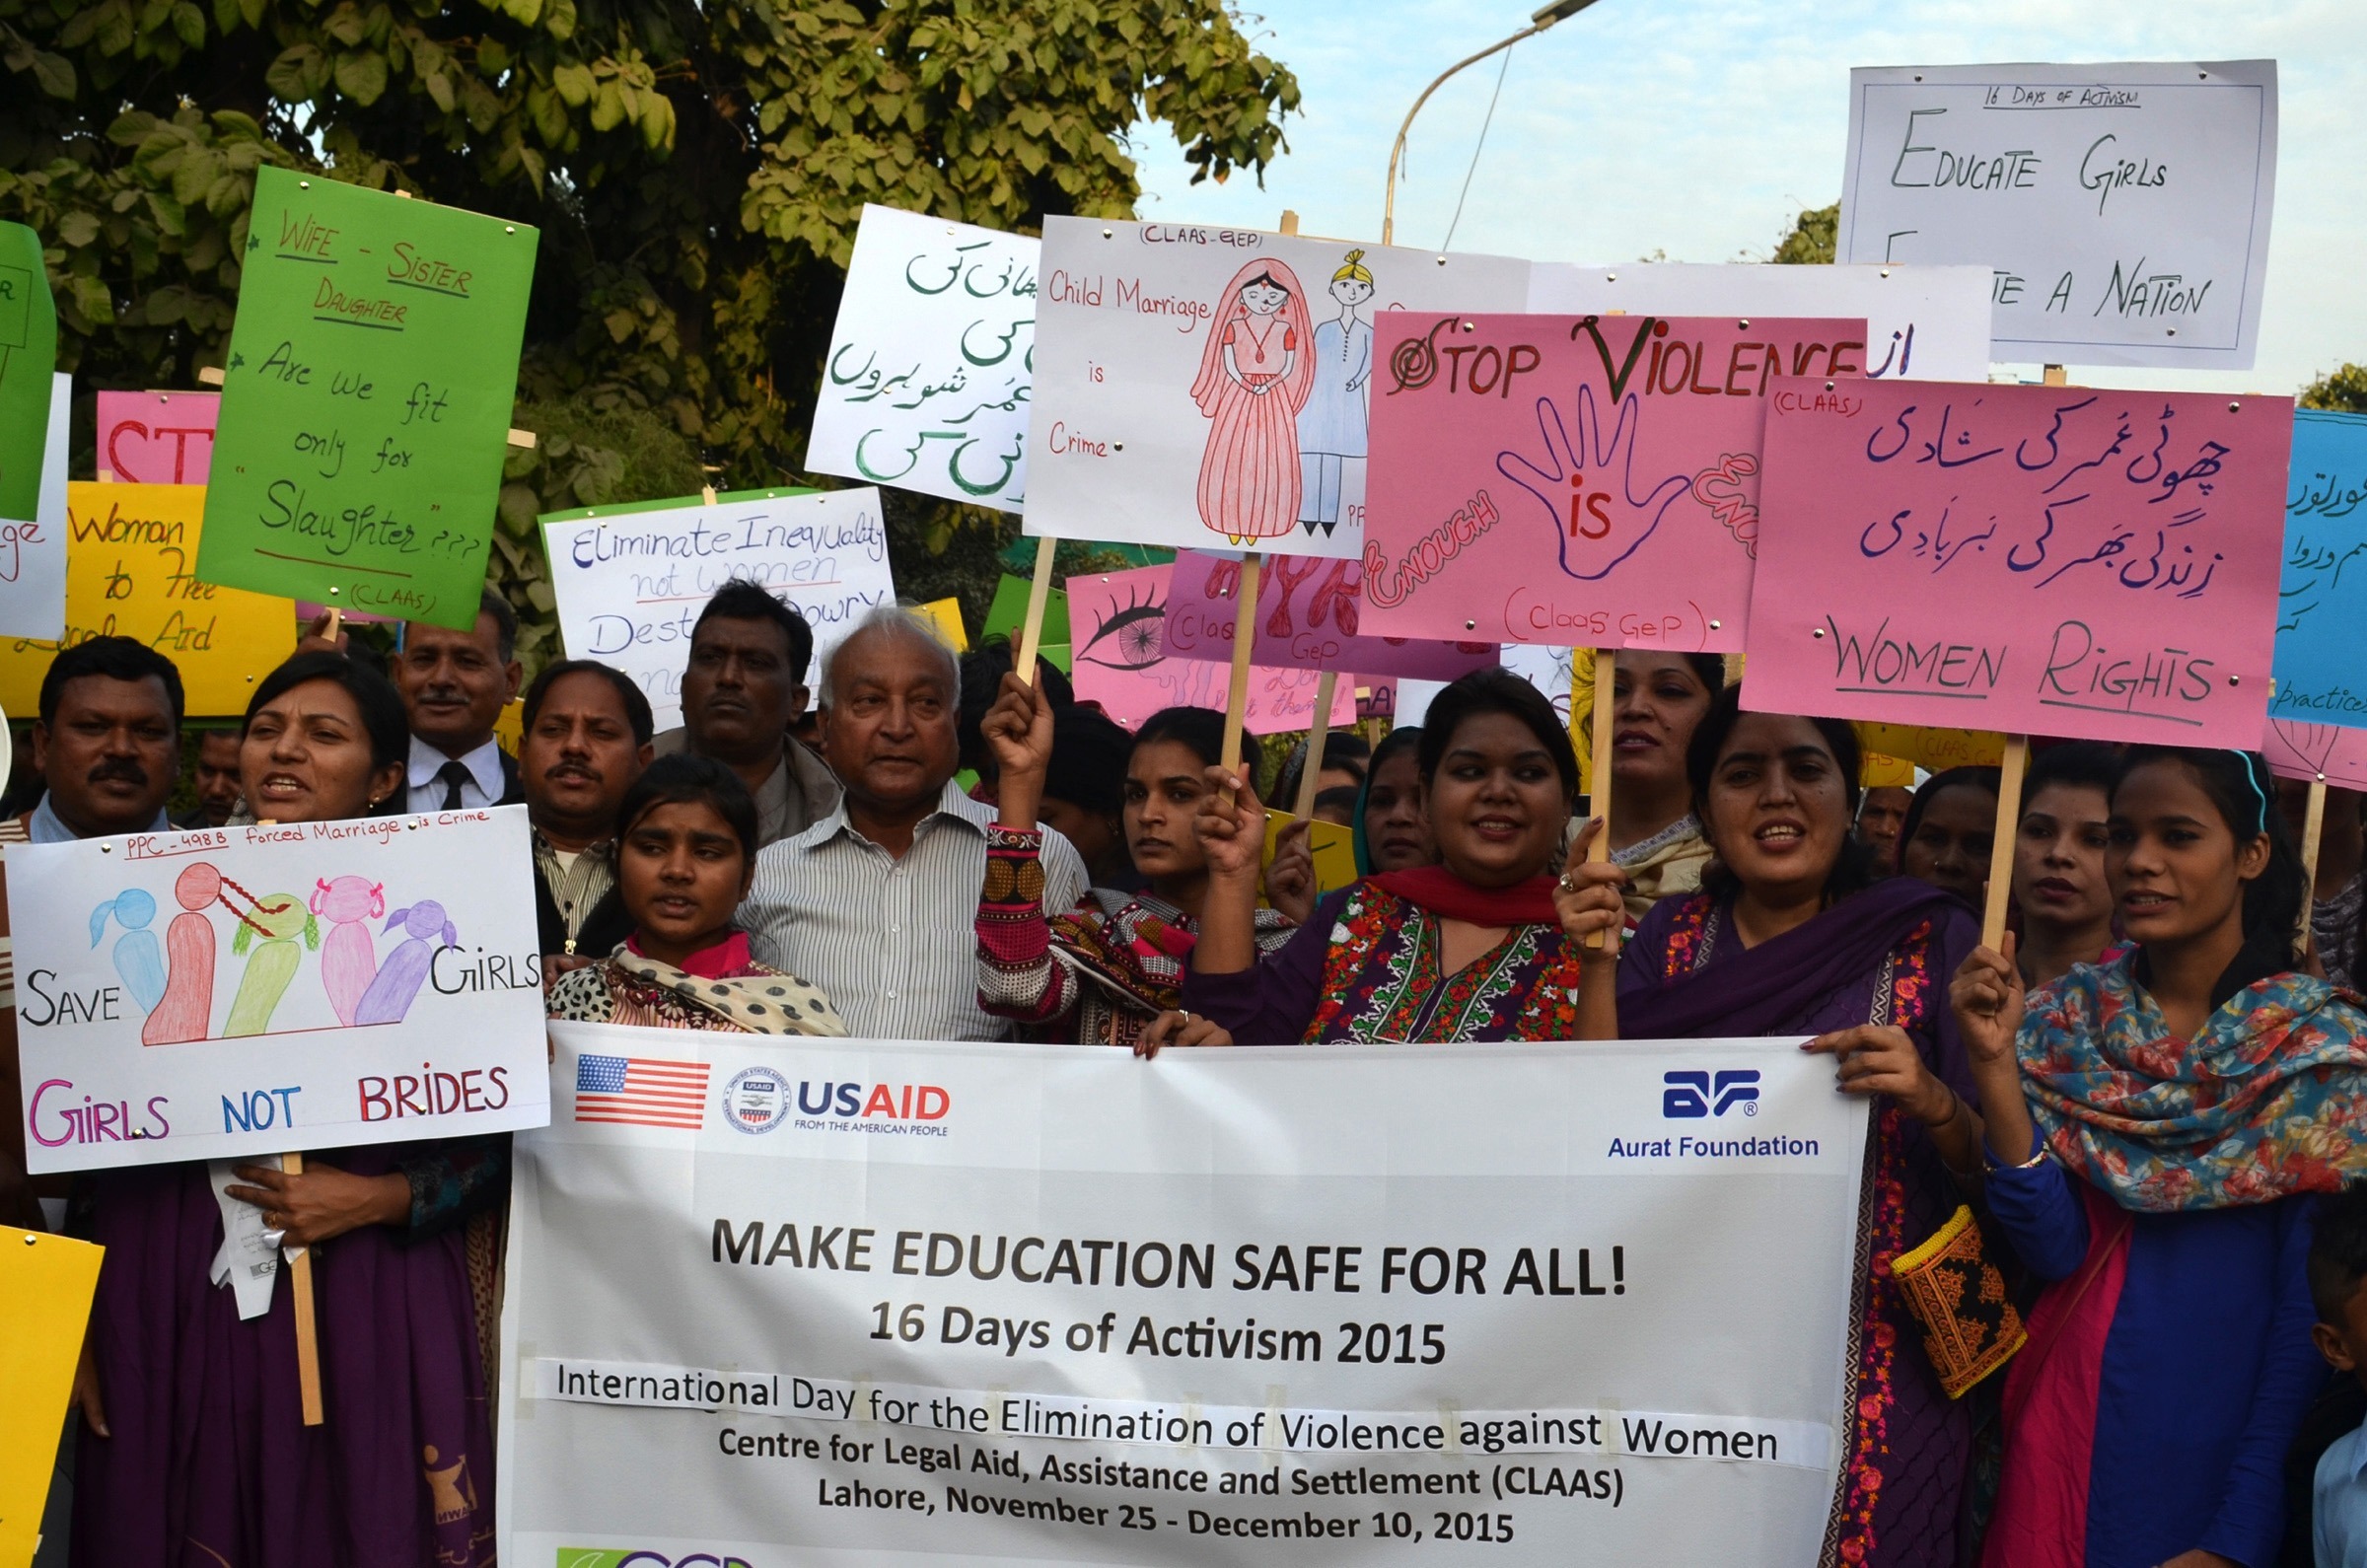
[1898,764,2002,909]
[74,652,501,1568]
[1953,748,2367,1568]
[1600,650,1723,923]
[1561,684,1985,1568]
[974,674,1280,1047]
[545,753,844,1034]
[2009,742,2122,990]
[1352,724,1432,874]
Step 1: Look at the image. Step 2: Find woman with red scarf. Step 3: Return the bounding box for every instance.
[1177,670,1615,1043]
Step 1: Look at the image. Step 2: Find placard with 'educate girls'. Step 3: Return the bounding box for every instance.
[9,807,549,1174]
[1361,314,1862,653]
[1744,378,2290,747]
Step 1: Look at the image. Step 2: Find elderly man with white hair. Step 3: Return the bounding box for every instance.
[740,605,1088,1040]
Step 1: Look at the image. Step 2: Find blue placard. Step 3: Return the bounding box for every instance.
[2271,408,2367,731]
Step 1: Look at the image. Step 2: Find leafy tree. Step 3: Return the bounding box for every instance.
[2301,365,2367,414]
[0,0,1300,659]
[1770,202,1836,265]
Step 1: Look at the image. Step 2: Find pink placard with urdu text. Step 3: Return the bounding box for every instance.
[1162,549,1499,678]
[2263,717,2367,791]
[1360,313,1865,653]
[95,390,218,484]
[1745,378,2291,748]
[1064,563,1356,732]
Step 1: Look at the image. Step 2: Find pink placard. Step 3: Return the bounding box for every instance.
[96,390,218,484]
[2263,717,2367,791]
[1162,549,1500,678]
[1745,379,2291,748]
[1064,563,1357,732]
[1359,313,1866,653]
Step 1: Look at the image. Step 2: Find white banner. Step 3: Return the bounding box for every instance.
[10,807,549,1172]
[542,488,897,731]
[501,1028,1869,1566]
[806,204,1036,514]
[1837,60,2277,369]
[1524,263,1993,383]
[0,371,70,639]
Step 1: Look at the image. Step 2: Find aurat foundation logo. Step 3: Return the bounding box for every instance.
[556,1551,755,1568]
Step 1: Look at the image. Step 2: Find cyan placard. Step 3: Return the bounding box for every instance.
[2270,408,2367,730]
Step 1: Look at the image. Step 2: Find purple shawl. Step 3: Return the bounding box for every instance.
[1618,876,1964,1038]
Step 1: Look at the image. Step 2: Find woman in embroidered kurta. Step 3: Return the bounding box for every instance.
[547,754,844,1035]
[972,680,1276,1048]
[1951,748,2367,1568]
[1179,670,1619,1044]
[1566,686,1988,1568]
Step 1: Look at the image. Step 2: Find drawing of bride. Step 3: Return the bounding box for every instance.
[1297,249,1375,536]
[1190,259,1315,542]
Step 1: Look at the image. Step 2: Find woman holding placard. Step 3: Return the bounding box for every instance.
[1177,669,1617,1044]
[1596,650,1724,924]
[545,753,845,1034]
[1952,748,2364,1568]
[1567,685,1988,1568]
[73,651,502,1568]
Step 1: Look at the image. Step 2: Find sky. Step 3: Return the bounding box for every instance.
[1127,0,2365,397]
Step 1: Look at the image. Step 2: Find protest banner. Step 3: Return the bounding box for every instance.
[500,1029,1869,1567]
[0,220,57,526]
[808,205,1035,512]
[1361,314,1861,655]
[2270,409,2367,730]
[543,487,897,732]
[1162,550,1499,679]
[1743,378,2290,749]
[1064,562,1353,732]
[1526,263,1991,383]
[0,1227,102,1563]
[2264,719,2367,792]
[1837,61,2277,370]
[98,389,220,484]
[8,805,549,1175]
[0,483,294,718]
[198,168,538,627]
[0,370,70,640]
[1026,217,1530,560]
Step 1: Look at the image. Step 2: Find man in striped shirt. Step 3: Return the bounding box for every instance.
[741,606,1086,1040]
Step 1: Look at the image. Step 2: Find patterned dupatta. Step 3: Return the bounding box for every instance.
[1048,889,1292,1037]
[549,931,847,1036]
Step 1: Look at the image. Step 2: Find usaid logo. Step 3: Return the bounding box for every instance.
[1662,1069,1759,1118]
[720,1067,790,1135]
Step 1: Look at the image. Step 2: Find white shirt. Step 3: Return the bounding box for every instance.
[406,735,505,815]
[741,779,1087,1040]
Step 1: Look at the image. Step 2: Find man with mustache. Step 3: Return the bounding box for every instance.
[742,606,1086,1039]
[175,729,245,828]
[395,589,525,814]
[520,660,653,976]
[652,581,838,846]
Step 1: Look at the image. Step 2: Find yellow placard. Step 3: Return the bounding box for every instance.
[0,484,296,719]
[1854,722,2006,774]
[1261,808,1358,896]
[0,1227,102,1564]
[492,695,525,756]
[917,597,970,654]
[1860,749,1916,789]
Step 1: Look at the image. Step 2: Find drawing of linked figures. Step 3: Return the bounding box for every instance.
[1296,250,1375,537]
[225,885,320,1035]
[1191,260,1315,543]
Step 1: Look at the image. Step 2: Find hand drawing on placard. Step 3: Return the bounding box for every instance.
[1192,261,1315,543]
[1297,251,1376,537]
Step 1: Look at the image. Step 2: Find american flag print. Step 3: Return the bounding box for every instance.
[574,1052,710,1130]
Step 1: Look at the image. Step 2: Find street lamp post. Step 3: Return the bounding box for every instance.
[1380,0,1601,247]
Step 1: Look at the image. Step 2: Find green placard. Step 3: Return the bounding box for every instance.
[538,486,817,524]
[0,221,57,522]
[198,168,538,628]
[982,572,1069,646]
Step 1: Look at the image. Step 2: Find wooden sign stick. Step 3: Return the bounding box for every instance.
[2300,778,2330,953]
[1293,672,1339,822]
[252,815,326,1428]
[1980,737,2031,951]
[1219,555,1263,791]
[1012,535,1057,689]
[1586,649,1618,952]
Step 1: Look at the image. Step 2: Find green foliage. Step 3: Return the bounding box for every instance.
[1770,202,1837,265]
[0,0,1300,668]
[2301,365,2367,414]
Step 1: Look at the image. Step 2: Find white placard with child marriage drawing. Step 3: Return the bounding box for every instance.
[1837,61,2277,370]
[1525,263,1994,384]
[10,808,549,1174]
[807,205,1036,513]
[544,488,897,732]
[1026,218,1531,559]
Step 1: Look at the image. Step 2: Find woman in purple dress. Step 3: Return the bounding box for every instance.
[73,651,502,1568]
[1581,686,1986,1567]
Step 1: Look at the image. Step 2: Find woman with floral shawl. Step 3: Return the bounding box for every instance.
[547,753,843,1036]
[1952,748,2367,1568]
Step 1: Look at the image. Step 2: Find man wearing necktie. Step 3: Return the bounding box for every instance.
[394,588,526,814]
